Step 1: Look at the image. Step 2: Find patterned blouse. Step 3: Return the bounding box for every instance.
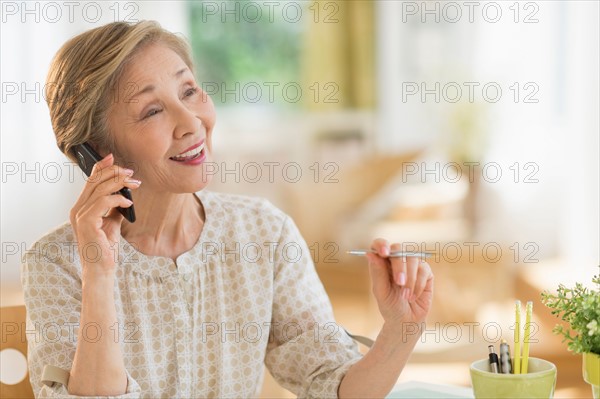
[21,190,363,398]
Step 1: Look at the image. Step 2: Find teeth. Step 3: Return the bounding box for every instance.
[171,144,204,160]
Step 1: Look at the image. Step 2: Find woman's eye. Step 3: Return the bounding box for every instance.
[144,108,161,119]
[184,87,198,97]
[140,88,197,120]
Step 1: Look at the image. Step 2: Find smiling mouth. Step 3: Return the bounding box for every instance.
[170,142,205,162]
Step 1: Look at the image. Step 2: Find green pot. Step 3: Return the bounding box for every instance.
[583,352,600,399]
[470,357,557,398]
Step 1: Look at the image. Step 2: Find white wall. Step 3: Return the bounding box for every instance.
[375,1,599,266]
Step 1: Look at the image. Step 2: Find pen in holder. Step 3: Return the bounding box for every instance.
[469,300,557,398]
[470,357,557,399]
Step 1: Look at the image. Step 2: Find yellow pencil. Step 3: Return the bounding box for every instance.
[521,301,533,373]
[514,300,521,374]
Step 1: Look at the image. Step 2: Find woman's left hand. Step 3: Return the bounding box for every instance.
[365,238,434,327]
[339,239,434,397]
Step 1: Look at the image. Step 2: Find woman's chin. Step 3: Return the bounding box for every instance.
[190,174,213,193]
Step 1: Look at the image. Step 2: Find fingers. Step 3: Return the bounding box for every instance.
[368,238,393,290]
[390,243,408,287]
[85,171,141,206]
[367,238,434,302]
[88,157,139,194]
[81,154,140,199]
[84,155,141,201]
[78,153,115,201]
[365,251,391,298]
[370,238,390,257]
[73,192,133,235]
[412,261,433,301]
[88,193,133,220]
[71,153,140,226]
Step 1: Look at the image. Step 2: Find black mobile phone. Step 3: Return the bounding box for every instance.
[71,143,136,223]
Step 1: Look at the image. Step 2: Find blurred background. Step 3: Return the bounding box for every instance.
[1,1,598,397]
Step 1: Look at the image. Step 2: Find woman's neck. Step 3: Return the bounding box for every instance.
[120,190,205,260]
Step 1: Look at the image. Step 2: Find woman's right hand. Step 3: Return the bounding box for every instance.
[70,153,141,276]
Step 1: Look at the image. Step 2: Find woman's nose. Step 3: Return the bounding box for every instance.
[172,102,202,139]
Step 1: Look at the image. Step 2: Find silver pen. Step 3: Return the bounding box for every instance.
[488,345,500,373]
[347,249,433,259]
[499,339,512,374]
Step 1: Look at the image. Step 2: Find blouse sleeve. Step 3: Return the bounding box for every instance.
[21,237,142,398]
[264,216,363,398]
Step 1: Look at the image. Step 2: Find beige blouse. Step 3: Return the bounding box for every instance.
[21,190,363,398]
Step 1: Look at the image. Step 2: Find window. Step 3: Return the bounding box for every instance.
[188,1,305,108]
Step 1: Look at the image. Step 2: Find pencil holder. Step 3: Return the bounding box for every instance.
[470,357,557,399]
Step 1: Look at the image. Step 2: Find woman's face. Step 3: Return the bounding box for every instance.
[107,42,216,193]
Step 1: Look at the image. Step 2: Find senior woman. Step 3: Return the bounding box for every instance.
[21,21,433,398]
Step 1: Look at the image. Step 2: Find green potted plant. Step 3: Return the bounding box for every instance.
[541,274,600,398]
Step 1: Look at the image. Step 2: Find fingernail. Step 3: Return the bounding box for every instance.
[383,247,390,256]
[104,153,113,161]
[123,168,134,175]
[124,178,141,185]
[397,272,406,286]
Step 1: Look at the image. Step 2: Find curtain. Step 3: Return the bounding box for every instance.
[301,0,375,110]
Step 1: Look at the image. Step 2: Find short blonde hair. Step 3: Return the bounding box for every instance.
[46,20,194,163]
